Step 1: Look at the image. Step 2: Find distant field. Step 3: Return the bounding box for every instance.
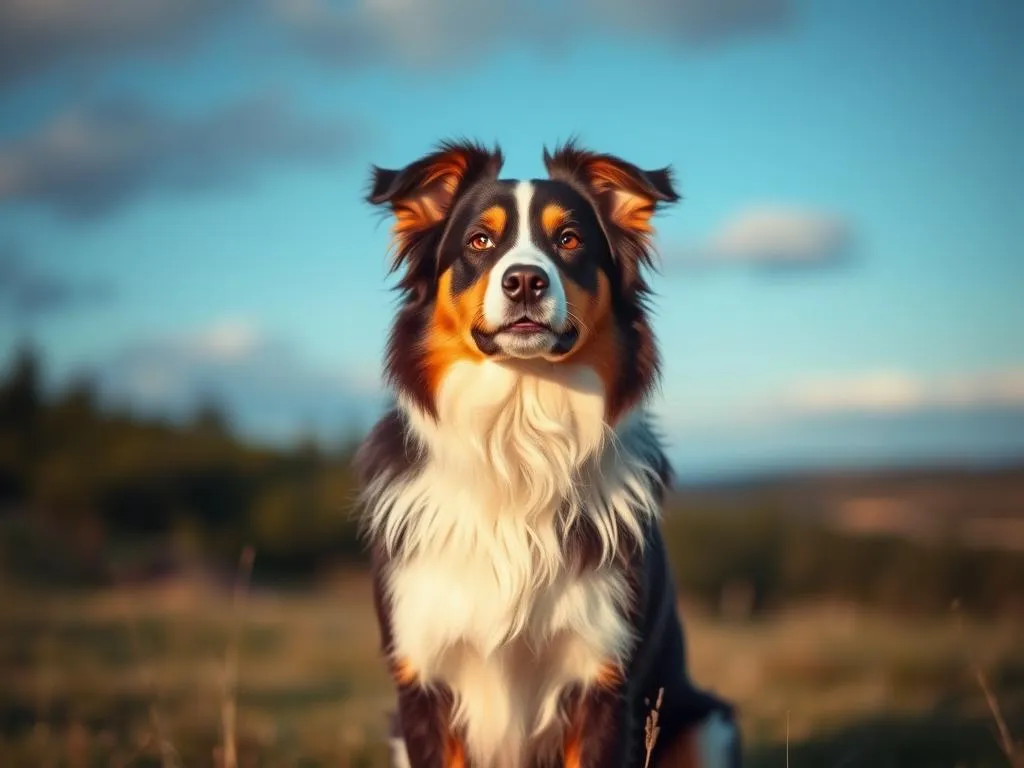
[2,572,1022,767]
[672,465,1024,553]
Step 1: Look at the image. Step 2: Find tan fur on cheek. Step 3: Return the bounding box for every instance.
[559,272,625,423]
[422,268,489,397]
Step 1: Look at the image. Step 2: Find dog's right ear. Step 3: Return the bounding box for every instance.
[367,140,503,273]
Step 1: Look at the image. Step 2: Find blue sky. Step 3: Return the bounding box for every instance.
[1,0,1022,478]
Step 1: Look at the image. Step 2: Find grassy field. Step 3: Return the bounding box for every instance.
[2,568,1022,768]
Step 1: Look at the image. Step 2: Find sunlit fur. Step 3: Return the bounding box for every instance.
[358,140,739,768]
[364,362,664,766]
[365,364,664,570]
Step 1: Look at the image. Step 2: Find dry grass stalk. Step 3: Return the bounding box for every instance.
[32,630,57,768]
[643,687,665,768]
[973,664,1022,767]
[786,709,790,768]
[110,733,157,768]
[67,720,88,768]
[952,601,1021,767]
[123,603,181,768]
[220,546,256,768]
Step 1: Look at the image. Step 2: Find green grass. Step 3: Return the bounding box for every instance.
[1,573,1021,767]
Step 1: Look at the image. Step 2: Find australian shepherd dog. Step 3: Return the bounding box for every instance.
[355,140,740,768]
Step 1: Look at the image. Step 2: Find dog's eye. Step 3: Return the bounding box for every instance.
[468,233,495,251]
[557,231,582,250]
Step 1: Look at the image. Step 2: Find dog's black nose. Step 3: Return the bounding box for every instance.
[501,264,549,303]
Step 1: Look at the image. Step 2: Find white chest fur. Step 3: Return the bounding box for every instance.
[388,551,632,767]
[366,360,665,768]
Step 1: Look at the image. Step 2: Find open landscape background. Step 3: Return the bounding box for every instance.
[1,348,1023,766]
[2,0,1023,765]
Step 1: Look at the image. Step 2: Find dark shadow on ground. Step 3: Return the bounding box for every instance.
[746,693,1024,768]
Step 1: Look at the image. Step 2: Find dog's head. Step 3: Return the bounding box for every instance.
[367,139,678,424]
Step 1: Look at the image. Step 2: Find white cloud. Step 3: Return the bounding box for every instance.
[782,368,1024,415]
[781,371,924,414]
[0,0,243,86]
[658,366,1024,436]
[1,0,793,87]
[0,243,114,318]
[186,318,262,362]
[272,0,524,67]
[91,319,385,442]
[671,205,854,268]
[576,0,791,44]
[0,92,360,219]
[939,370,1024,408]
[270,0,792,69]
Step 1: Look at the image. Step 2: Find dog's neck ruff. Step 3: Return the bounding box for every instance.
[363,359,669,767]
[363,359,666,577]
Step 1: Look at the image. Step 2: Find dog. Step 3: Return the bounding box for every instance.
[355,140,740,768]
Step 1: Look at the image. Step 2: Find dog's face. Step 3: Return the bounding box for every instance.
[434,176,614,362]
[367,140,678,422]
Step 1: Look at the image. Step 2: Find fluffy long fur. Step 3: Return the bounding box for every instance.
[356,140,740,768]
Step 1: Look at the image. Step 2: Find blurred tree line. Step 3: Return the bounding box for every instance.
[1,345,1021,615]
[0,345,364,585]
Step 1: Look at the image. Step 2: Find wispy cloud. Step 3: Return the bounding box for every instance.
[0,92,362,220]
[91,319,385,442]
[668,405,1024,480]
[0,244,114,318]
[660,366,1024,436]
[0,0,244,88]
[655,366,1024,475]
[781,369,1024,415]
[573,0,791,44]
[273,0,792,69]
[668,205,855,269]
[0,0,793,89]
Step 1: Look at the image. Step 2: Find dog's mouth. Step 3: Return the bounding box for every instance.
[471,318,579,359]
[500,317,552,334]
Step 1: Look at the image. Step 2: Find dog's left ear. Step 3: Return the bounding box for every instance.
[544,141,679,281]
[367,141,504,274]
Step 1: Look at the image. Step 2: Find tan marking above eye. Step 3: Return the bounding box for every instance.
[477,205,507,239]
[541,203,572,238]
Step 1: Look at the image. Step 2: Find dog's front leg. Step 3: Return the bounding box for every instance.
[373,547,467,768]
[562,670,634,768]
[391,675,466,768]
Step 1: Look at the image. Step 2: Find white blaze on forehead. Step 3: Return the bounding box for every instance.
[513,181,535,247]
[482,181,568,328]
